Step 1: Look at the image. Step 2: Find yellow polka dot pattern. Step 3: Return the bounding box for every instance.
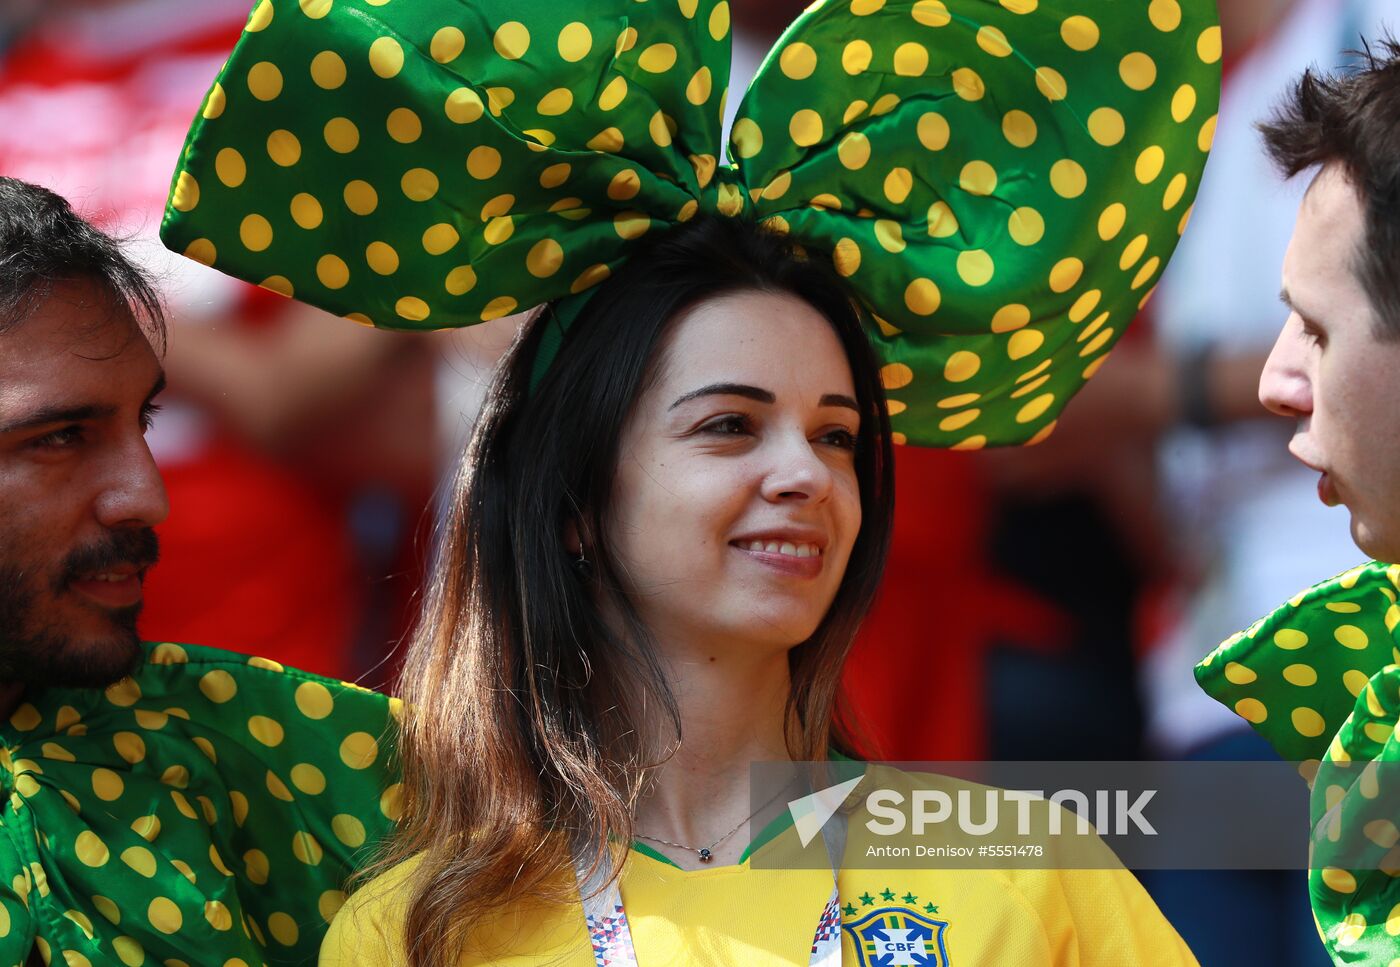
[1195,561,1400,961]
[160,0,1218,449]
[0,641,398,965]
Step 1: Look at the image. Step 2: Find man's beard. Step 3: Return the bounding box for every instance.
[0,528,159,690]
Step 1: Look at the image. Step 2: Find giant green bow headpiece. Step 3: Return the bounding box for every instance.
[160,0,1220,448]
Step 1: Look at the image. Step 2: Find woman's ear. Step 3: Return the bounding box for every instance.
[563,518,583,556]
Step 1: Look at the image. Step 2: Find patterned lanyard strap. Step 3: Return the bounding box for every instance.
[575,813,848,966]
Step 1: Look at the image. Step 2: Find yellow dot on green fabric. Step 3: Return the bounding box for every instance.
[1222,662,1256,685]
[916,112,950,151]
[205,900,232,931]
[365,242,400,275]
[478,296,517,321]
[926,200,958,239]
[939,410,980,432]
[266,769,295,801]
[445,88,485,124]
[957,250,994,287]
[93,895,121,926]
[263,130,301,168]
[875,220,906,253]
[244,849,271,884]
[266,911,299,947]
[686,66,713,105]
[215,148,246,188]
[61,950,92,967]
[1274,661,1310,685]
[170,172,199,213]
[781,42,818,79]
[1132,256,1161,290]
[1088,108,1125,146]
[41,741,73,762]
[1119,233,1149,271]
[1002,110,1037,148]
[1016,393,1056,423]
[1035,66,1067,101]
[394,168,437,203]
[1320,867,1357,895]
[397,296,428,323]
[202,82,226,119]
[587,126,625,153]
[482,193,514,219]
[121,846,156,877]
[1171,83,1197,122]
[1198,25,1223,64]
[315,255,349,290]
[705,0,730,38]
[310,50,346,89]
[237,215,271,252]
[112,936,142,965]
[290,763,327,795]
[368,36,404,78]
[465,146,502,180]
[1274,628,1307,649]
[532,87,572,116]
[638,42,677,73]
[556,21,592,62]
[1120,52,1157,90]
[526,239,565,278]
[1008,330,1044,360]
[422,224,460,256]
[649,110,676,147]
[1049,257,1084,293]
[323,117,360,153]
[1060,15,1099,51]
[894,42,928,77]
[789,109,823,147]
[832,238,862,277]
[1050,159,1087,198]
[75,832,109,867]
[299,0,331,17]
[488,20,529,60]
[247,62,283,101]
[290,193,323,229]
[1069,290,1101,322]
[952,68,984,101]
[944,350,980,383]
[343,180,378,216]
[1199,115,1218,152]
[246,0,272,30]
[1098,203,1127,241]
[1291,707,1325,737]
[912,0,951,26]
[1149,0,1182,30]
[883,168,913,205]
[340,731,380,769]
[851,0,885,13]
[761,171,792,201]
[842,39,873,75]
[332,813,369,848]
[290,681,334,719]
[992,304,1031,332]
[113,731,146,764]
[960,161,997,196]
[293,830,325,866]
[444,265,478,295]
[902,278,940,317]
[731,117,764,159]
[1008,207,1044,246]
[1336,625,1369,649]
[878,364,913,391]
[427,26,465,64]
[483,215,515,245]
[977,25,1012,57]
[1136,146,1166,183]
[386,107,422,143]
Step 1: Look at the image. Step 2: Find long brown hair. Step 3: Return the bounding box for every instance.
[382,216,895,964]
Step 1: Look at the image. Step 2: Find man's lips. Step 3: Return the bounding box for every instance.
[1318,471,1341,508]
[67,566,146,609]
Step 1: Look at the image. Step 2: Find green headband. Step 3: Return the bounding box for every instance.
[160,0,1220,448]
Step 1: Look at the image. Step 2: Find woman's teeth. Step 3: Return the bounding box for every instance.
[741,540,821,558]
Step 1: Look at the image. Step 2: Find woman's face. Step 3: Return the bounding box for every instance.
[607,290,863,660]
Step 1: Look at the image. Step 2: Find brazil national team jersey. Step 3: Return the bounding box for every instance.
[322,766,1196,966]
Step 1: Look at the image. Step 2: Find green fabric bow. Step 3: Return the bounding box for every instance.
[0,642,399,966]
[1197,562,1400,964]
[160,0,1220,448]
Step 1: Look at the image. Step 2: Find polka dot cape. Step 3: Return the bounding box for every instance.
[1197,561,1400,962]
[0,642,399,966]
[160,0,1220,448]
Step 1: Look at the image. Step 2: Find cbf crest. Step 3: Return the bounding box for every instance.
[844,905,950,966]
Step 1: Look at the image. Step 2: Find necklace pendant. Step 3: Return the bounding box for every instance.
[698,848,712,863]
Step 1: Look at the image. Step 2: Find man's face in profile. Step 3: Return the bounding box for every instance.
[0,278,167,688]
[1261,163,1400,562]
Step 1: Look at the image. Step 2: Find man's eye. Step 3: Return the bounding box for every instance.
[34,426,84,449]
[140,402,164,432]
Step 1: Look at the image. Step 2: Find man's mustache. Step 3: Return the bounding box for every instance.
[56,529,160,590]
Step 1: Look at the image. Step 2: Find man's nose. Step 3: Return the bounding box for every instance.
[95,438,170,530]
[1258,315,1313,419]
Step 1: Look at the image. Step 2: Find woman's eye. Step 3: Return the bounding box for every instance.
[820,428,858,450]
[702,415,751,436]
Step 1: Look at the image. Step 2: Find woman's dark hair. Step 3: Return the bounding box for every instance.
[0,176,165,347]
[1259,36,1400,338]
[381,214,895,964]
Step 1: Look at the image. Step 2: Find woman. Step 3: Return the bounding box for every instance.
[156,0,1222,962]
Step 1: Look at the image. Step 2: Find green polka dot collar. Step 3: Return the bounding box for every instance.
[0,641,399,966]
[160,0,1220,448]
[1196,561,1400,961]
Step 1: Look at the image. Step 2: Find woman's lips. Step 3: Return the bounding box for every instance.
[730,542,824,578]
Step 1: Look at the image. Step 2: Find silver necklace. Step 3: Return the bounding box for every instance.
[635,785,790,863]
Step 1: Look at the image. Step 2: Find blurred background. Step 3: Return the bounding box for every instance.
[0,0,1390,961]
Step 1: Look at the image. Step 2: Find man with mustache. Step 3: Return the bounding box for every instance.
[0,176,398,967]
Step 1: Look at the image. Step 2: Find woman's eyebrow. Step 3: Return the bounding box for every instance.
[669,382,774,409]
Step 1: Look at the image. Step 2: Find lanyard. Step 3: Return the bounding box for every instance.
[574,811,849,966]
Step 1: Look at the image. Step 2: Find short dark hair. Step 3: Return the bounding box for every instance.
[0,176,165,346]
[1259,37,1400,338]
